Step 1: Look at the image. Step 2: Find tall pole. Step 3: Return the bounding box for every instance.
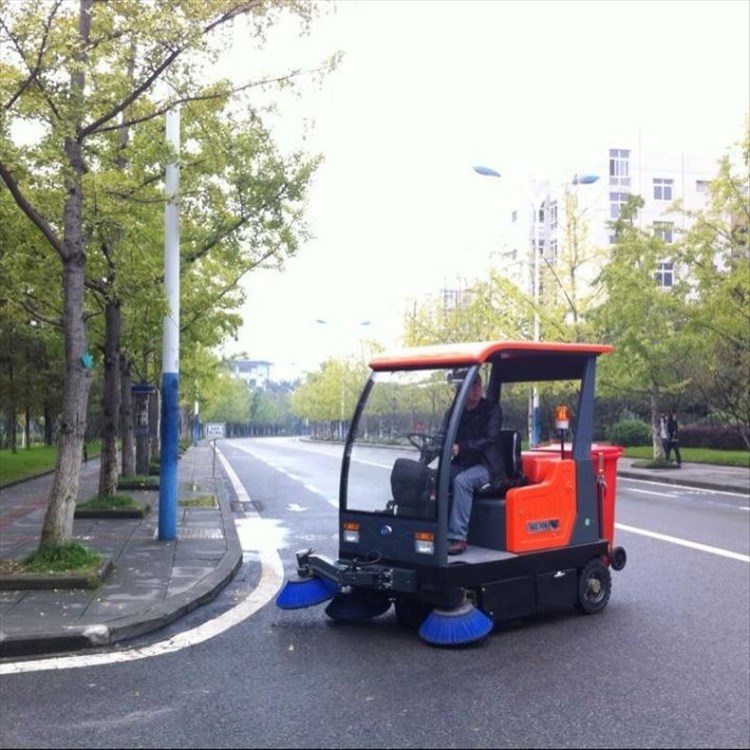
[339,380,345,442]
[159,106,180,541]
[473,166,598,450]
[530,189,541,447]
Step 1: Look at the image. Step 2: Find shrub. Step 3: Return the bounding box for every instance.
[607,419,652,447]
[679,424,748,450]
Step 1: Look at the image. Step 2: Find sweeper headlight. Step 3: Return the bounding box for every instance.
[343,521,360,544]
[414,531,434,555]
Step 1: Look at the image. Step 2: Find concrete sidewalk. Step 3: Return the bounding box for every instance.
[617,456,750,494]
[0,444,747,660]
[0,442,242,659]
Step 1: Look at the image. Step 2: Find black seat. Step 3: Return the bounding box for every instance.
[468,430,525,550]
[499,429,522,480]
[475,429,524,498]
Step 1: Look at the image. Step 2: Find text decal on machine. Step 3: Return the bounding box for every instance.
[527,519,560,533]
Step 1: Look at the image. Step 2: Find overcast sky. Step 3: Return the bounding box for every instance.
[220,0,750,380]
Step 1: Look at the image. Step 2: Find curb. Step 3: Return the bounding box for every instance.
[0,524,242,660]
[0,557,114,592]
[0,458,244,660]
[74,507,150,519]
[618,469,749,494]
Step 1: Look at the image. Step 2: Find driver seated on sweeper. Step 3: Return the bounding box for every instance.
[439,372,506,555]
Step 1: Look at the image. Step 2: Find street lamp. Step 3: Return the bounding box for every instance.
[473,166,599,446]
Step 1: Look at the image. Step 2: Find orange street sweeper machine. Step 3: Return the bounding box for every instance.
[276,341,627,646]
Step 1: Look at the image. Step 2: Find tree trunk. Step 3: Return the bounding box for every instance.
[40,1,93,546]
[40,252,91,545]
[98,299,121,496]
[44,403,54,446]
[7,349,17,453]
[650,385,665,461]
[120,356,135,477]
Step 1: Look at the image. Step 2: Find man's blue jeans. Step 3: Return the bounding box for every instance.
[448,464,490,542]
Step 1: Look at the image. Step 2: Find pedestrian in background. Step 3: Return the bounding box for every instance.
[667,412,682,468]
[659,413,670,460]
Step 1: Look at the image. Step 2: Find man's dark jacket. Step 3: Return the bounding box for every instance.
[439,398,505,481]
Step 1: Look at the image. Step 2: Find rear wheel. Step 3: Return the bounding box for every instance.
[610,546,627,571]
[395,597,433,630]
[576,559,611,614]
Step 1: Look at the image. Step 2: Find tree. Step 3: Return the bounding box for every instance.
[202,370,251,425]
[403,274,529,347]
[591,195,696,459]
[539,187,608,343]
[291,358,368,439]
[0,0,332,546]
[675,123,750,447]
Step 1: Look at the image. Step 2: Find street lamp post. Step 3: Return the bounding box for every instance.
[473,167,599,446]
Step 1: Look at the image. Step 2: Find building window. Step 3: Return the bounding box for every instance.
[441,288,459,311]
[547,239,558,265]
[610,192,631,219]
[655,261,674,288]
[653,178,674,201]
[548,200,558,230]
[653,221,674,243]
[731,219,749,255]
[511,210,518,223]
[696,180,710,194]
[609,148,630,187]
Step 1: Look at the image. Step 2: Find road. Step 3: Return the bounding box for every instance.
[0,436,748,749]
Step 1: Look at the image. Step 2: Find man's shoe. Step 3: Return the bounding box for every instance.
[448,540,467,556]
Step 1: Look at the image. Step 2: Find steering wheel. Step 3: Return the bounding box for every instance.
[405,432,440,463]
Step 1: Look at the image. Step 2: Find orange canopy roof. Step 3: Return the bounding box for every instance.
[369,340,613,371]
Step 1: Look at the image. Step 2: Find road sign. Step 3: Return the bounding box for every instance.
[205,422,225,440]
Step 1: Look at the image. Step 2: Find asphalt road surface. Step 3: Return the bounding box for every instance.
[1,436,748,749]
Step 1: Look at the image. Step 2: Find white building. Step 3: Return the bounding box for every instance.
[502,145,719,296]
[229,359,272,389]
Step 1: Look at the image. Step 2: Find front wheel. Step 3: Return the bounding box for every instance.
[575,559,612,614]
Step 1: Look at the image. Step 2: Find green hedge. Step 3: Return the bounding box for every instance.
[608,419,652,447]
[680,424,747,450]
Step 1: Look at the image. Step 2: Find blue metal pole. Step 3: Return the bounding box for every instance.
[532,400,541,447]
[159,106,180,542]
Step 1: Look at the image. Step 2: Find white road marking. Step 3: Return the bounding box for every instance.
[626,484,749,510]
[629,488,670,497]
[288,503,308,512]
[615,522,750,563]
[620,476,749,498]
[0,447,284,676]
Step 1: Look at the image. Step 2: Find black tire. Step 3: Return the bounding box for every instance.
[394,597,433,630]
[610,546,627,571]
[576,558,612,614]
